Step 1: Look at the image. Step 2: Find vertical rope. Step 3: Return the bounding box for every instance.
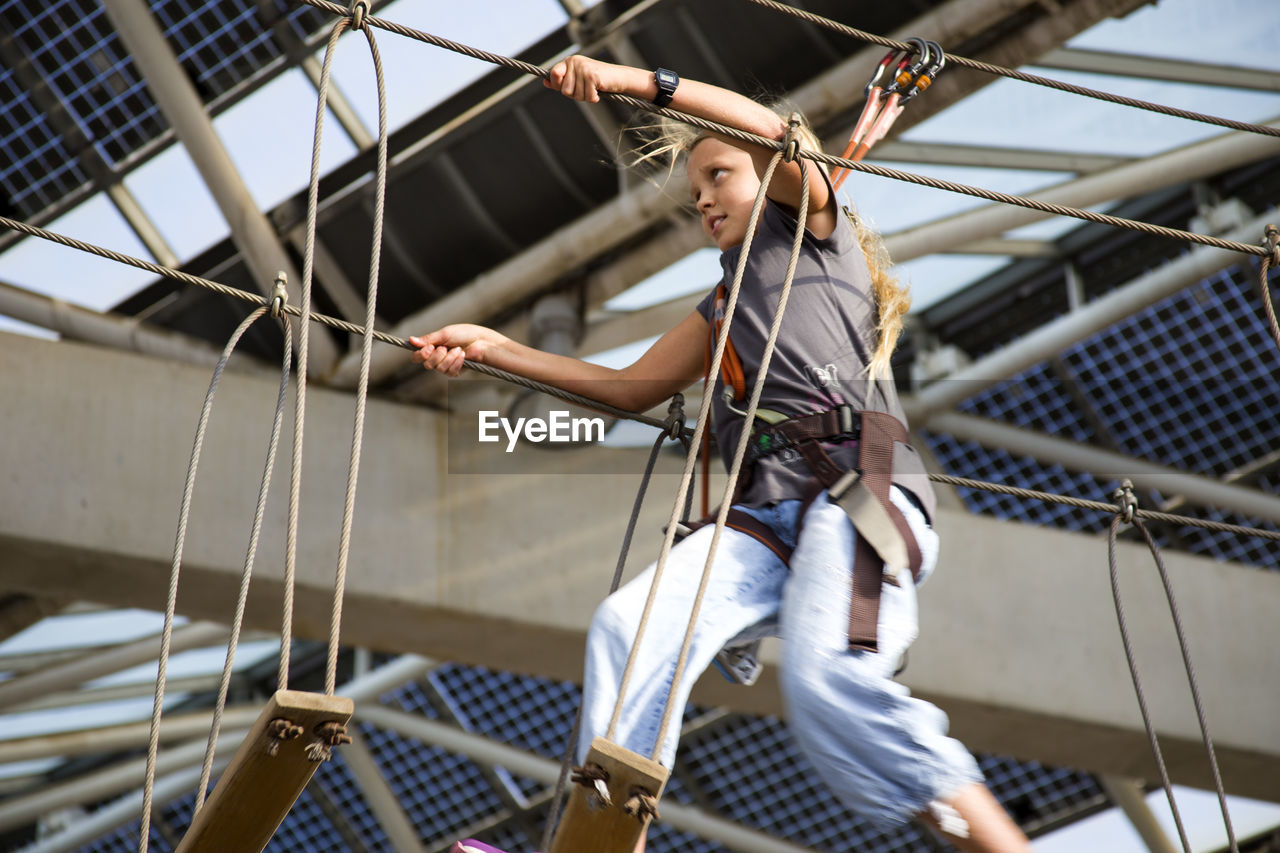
[605,149,787,743]
[651,155,810,762]
[193,316,293,811]
[1107,515,1192,853]
[281,18,349,693]
[1129,517,1239,852]
[137,307,268,853]
[325,18,389,696]
[1258,226,1280,354]
[542,407,687,849]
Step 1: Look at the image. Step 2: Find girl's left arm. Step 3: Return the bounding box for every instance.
[545,56,835,238]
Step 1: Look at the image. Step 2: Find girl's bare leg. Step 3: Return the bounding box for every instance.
[919,782,1034,853]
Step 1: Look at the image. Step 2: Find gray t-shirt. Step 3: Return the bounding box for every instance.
[696,197,936,520]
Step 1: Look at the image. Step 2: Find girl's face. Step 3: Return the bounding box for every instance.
[687,137,761,251]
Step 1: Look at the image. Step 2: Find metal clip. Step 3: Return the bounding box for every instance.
[1264,223,1279,266]
[900,40,946,104]
[783,112,803,163]
[348,0,368,31]
[1111,478,1138,525]
[270,271,289,318]
[664,392,686,440]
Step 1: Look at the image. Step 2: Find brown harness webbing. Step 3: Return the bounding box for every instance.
[793,412,922,652]
[698,290,921,653]
[684,508,794,566]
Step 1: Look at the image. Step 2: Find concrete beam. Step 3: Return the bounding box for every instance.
[3,333,1277,800]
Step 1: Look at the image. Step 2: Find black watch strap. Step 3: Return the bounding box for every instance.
[653,68,679,108]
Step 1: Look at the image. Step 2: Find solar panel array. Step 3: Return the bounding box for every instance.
[0,0,327,220]
[925,261,1280,571]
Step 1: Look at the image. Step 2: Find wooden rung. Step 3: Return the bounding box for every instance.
[176,690,354,853]
[549,737,669,853]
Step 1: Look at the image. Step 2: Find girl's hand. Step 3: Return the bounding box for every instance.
[408,324,504,377]
[544,55,632,103]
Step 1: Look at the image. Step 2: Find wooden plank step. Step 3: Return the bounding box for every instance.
[549,737,668,853]
[176,690,354,853]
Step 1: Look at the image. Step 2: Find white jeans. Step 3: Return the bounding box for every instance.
[578,488,982,827]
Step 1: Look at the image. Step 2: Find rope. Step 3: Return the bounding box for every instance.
[194,314,293,812]
[652,141,810,762]
[1259,225,1280,354]
[325,12,390,698]
[280,17,348,692]
[739,0,1280,141]
[1107,489,1238,853]
[929,473,1280,542]
[137,306,270,853]
[541,397,690,850]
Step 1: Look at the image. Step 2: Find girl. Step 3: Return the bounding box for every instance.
[416,56,1033,853]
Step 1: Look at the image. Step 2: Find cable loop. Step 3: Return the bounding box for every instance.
[1112,478,1138,525]
[664,392,686,440]
[347,0,368,30]
[1264,224,1280,266]
[269,271,289,318]
[783,112,802,162]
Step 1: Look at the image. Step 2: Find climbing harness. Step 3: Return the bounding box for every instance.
[831,38,946,189]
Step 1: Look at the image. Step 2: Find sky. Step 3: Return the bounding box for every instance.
[1,0,1279,848]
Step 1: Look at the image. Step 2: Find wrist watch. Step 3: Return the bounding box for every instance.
[653,68,679,108]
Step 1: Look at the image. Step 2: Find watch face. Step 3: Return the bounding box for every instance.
[657,70,677,87]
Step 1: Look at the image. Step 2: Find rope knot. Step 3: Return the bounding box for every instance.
[570,762,612,806]
[622,787,660,822]
[1264,223,1280,266]
[347,0,369,30]
[664,393,686,440]
[1111,478,1138,525]
[305,720,352,762]
[265,717,304,756]
[270,271,289,319]
[783,112,803,163]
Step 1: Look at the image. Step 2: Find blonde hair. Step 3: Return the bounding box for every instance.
[630,115,910,380]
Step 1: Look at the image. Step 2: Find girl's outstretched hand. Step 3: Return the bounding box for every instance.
[408,324,504,377]
[544,55,632,103]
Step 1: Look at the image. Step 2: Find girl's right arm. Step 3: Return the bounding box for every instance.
[410,309,708,414]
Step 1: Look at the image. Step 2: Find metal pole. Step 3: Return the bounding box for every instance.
[3,655,437,844]
[884,115,1280,263]
[100,0,338,376]
[0,708,262,766]
[342,729,426,852]
[926,411,1280,525]
[17,746,240,853]
[1100,776,1181,853]
[0,732,242,835]
[0,621,228,711]
[902,207,1280,423]
[0,278,269,373]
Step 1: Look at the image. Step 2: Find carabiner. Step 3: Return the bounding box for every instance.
[885,38,930,97]
[901,40,946,104]
[864,48,901,97]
